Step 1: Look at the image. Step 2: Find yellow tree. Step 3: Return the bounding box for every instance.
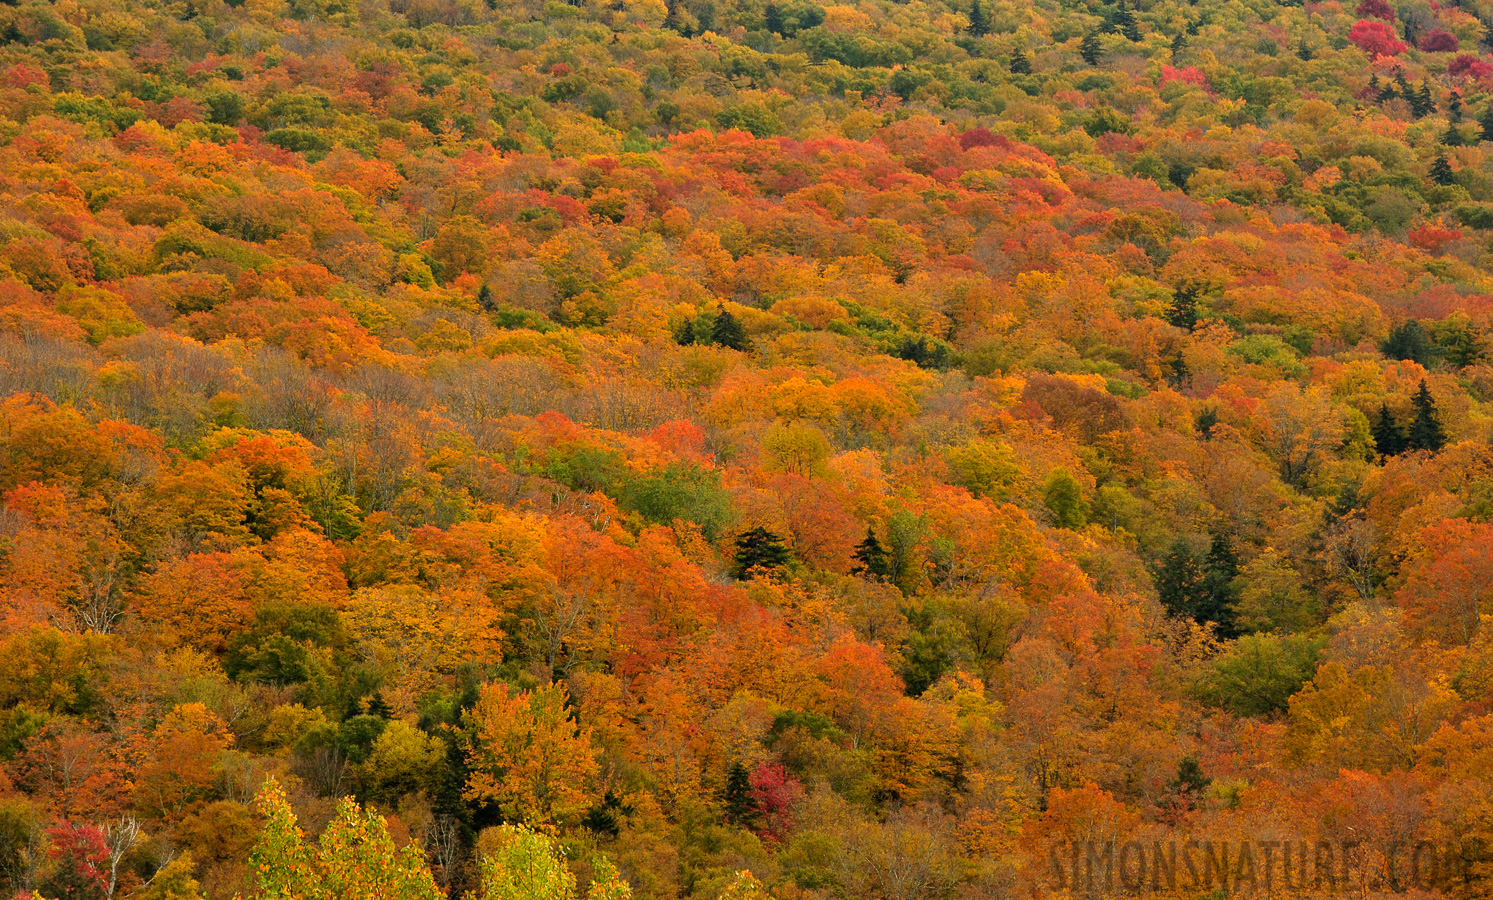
[465,681,600,827]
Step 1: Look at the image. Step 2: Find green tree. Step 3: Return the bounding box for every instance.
[711,304,749,351]
[1196,633,1325,717]
[1155,538,1204,619]
[1009,49,1031,73]
[1115,0,1141,41]
[1042,468,1088,529]
[1430,152,1456,186]
[1199,533,1240,637]
[245,778,441,900]
[763,1,784,34]
[1481,104,1493,142]
[733,526,791,579]
[850,527,890,580]
[967,0,991,36]
[1080,31,1103,65]
[1166,285,1198,330]
[722,761,757,825]
[1407,379,1446,451]
[1372,402,1406,457]
[1381,320,1438,366]
[476,825,631,900]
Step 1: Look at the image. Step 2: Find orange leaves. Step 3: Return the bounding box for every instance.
[130,703,233,820]
[134,529,346,652]
[0,396,162,495]
[1394,519,1493,646]
[464,681,600,827]
[133,552,251,653]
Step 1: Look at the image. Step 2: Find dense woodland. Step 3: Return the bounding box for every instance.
[0,0,1492,895]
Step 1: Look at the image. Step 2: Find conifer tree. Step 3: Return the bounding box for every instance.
[1430,152,1456,185]
[1116,0,1141,41]
[711,303,748,350]
[1009,49,1031,73]
[1481,104,1493,142]
[967,0,991,37]
[1444,124,1466,147]
[1155,538,1205,620]
[1372,402,1406,457]
[477,283,496,312]
[732,527,790,579]
[1171,32,1187,54]
[1080,31,1103,64]
[1408,379,1446,451]
[1200,533,1240,637]
[1167,285,1199,330]
[1381,319,1438,366]
[851,527,891,580]
[1415,83,1436,118]
[677,319,696,346]
[722,761,757,825]
[1169,756,1211,797]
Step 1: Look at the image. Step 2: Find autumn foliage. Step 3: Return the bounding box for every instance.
[0,0,1490,896]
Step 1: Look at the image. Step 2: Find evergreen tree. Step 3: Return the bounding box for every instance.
[967,0,991,36]
[1417,83,1436,118]
[477,283,496,312]
[1154,538,1205,620]
[1168,755,1211,796]
[1377,76,1397,103]
[850,527,891,580]
[1199,533,1239,637]
[1167,285,1199,330]
[1296,40,1314,60]
[732,526,790,579]
[722,762,757,824]
[1430,152,1456,186]
[1195,406,1219,440]
[1009,49,1032,74]
[366,692,393,719]
[1167,350,1189,387]
[1482,104,1493,142]
[1444,124,1466,147]
[711,303,749,350]
[763,1,784,34]
[1381,319,1438,366]
[1407,379,1446,452]
[1450,90,1464,121]
[1372,401,1406,457]
[1116,0,1141,41]
[1171,32,1187,54]
[677,319,696,346]
[1080,31,1103,64]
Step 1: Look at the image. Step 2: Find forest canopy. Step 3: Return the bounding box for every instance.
[0,0,1492,896]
